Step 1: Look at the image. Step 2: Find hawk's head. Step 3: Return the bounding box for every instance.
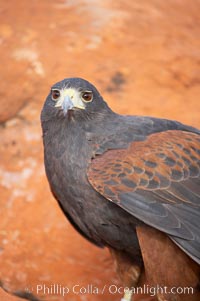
[41,78,112,122]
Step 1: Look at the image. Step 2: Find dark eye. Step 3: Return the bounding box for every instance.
[51,89,61,100]
[81,91,93,102]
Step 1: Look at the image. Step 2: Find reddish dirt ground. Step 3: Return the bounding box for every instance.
[0,0,200,300]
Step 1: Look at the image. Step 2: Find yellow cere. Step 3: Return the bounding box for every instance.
[55,88,85,110]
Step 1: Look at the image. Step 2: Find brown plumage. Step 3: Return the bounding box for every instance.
[88,130,200,198]
[88,129,200,300]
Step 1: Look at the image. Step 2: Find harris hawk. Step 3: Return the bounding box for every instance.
[41,78,200,301]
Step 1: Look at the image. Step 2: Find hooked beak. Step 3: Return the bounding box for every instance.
[54,88,85,116]
[61,95,74,116]
[54,95,74,116]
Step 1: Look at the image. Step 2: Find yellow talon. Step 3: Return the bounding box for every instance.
[121,289,133,301]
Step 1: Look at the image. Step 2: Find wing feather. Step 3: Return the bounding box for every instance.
[87,130,200,264]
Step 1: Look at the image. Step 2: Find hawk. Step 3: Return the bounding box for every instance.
[41,78,200,301]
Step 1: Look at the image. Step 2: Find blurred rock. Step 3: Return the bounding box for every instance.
[0,25,43,123]
[0,289,23,301]
[0,0,200,300]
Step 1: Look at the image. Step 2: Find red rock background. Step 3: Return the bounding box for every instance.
[0,0,200,300]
